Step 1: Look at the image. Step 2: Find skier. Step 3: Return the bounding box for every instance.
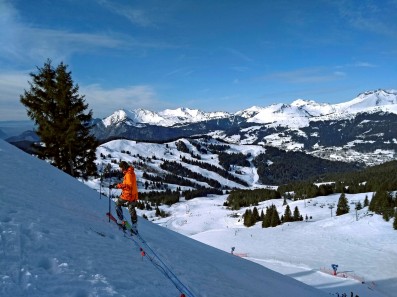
[114,161,139,232]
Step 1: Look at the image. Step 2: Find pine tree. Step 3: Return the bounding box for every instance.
[243,209,252,227]
[293,206,301,221]
[336,192,350,216]
[393,210,397,230]
[364,195,369,207]
[20,60,97,178]
[253,207,260,222]
[262,206,271,228]
[369,189,393,217]
[244,209,256,227]
[283,205,292,222]
[270,205,280,227]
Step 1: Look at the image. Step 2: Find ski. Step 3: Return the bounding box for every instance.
[106,212,137,235]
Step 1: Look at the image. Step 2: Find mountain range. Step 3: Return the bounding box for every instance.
[100,89,397,128]
[92,89,397,166]
[2,89,396,168]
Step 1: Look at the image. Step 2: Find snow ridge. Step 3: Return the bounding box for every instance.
[102,89,397,129]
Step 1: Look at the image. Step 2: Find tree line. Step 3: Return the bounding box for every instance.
[243,204,305,228]
[160,160,222,189]
[226,188,281,210]
[180,156,249,187]
[253,146,360,185]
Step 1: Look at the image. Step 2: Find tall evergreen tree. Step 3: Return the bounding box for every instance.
[283,205,292,222]
[369,189,393,217]
[244,209,256,227]
[293,206,301,221]
[270,205,281,227]
[20,60,97,178]
[253,207,260,222]
[262,206,271,228]
[336,192,350,216]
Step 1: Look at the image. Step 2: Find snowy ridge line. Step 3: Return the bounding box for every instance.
[106,213,196,297]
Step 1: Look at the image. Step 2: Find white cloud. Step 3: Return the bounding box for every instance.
[1,26,129,65]
[0,1,175,67]
[0,71,30,121]
[98,0,154,27]
[81,84,162,118]
[334,71,346,77]
[0,1,127,65]
[333,0,397,38]
[0,72,163,121]
[353,62,376,68]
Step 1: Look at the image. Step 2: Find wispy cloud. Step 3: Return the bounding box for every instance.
[164,67,196,78]
[0,71,164,120]
[333,0,397,37]
[223,48,253,63]
[335,61,377,69]
[0,1,176,66]
[81,84,164,118]
[0,71,30,121]
[1,25,174,66]
[98,0,155,28]
[0,1,127,64]
[261,67,342,84]
[352,62,376,68]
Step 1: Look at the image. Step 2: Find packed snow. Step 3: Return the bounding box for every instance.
[1,138,396,297]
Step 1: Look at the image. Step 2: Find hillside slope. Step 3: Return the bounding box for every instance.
[0,139,329,297]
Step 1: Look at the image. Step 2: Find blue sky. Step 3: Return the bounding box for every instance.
[1,0,396,120]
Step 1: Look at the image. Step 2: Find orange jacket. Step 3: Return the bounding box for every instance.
[117,167,138,202]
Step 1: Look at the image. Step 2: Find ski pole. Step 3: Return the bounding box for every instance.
[108,166,112,222]
[99,163,103,200]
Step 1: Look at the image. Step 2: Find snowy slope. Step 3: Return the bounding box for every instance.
[95,138,267,190]
[335,89,397,113]
[0,139,331,297]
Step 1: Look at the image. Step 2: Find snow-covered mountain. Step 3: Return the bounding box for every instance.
[102,107,231,128]
[92,89,397,166]
[234,89,397,128]
[101,89,397,129]
[335,89,397,113]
